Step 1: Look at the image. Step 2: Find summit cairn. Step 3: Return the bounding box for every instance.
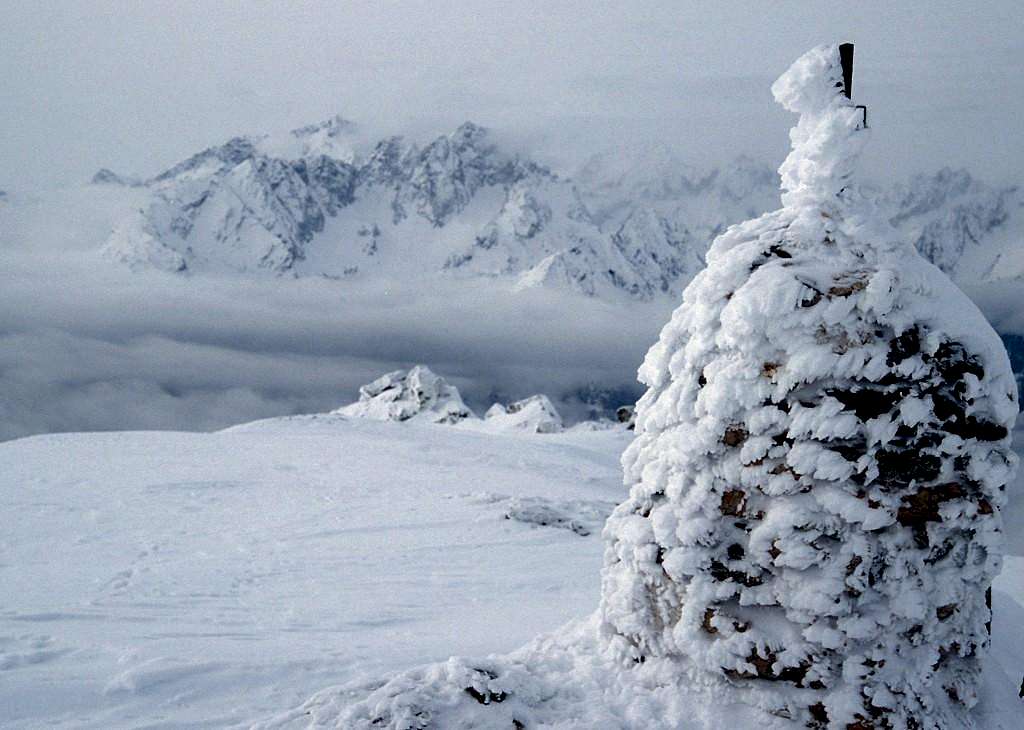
[599,44,1018,728]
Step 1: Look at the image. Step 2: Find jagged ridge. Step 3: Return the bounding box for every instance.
[97,117,1022,301]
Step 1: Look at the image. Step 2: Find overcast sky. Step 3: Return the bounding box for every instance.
[2,2,1023,440]
[3,1,1023,189]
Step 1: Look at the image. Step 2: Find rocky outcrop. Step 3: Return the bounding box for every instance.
[614,405,635,430]
[484,395,563,433]
[91,168,141,186]
[334,366,475,425]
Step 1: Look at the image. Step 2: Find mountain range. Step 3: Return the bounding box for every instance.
[93,116,1023,303]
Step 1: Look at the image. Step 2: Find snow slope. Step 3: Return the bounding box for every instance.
[0,417,1022,728]
[0,417,628,728]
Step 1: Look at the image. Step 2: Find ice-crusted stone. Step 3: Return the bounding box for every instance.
[335,366,475,425]
[484,395,563,434]
[599,44,1018,729]
[151,136,259,183]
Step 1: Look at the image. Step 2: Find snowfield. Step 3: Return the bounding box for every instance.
[1,416,1022,727]
[0,417,628,728]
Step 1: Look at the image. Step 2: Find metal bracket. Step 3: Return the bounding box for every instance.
[839,44,868,128]
[856,104,868,128]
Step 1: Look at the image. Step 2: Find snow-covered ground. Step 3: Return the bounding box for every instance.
[0,417,627,728]
[1,416,1021,727]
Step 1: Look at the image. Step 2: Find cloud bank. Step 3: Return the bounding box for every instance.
[0,249,668,440]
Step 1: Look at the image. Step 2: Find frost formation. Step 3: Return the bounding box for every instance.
[599,44,1018,728]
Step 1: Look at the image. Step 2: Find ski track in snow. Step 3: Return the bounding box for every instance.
[0,418,1021,727]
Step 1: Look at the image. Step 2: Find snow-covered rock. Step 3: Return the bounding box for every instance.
[484,395,563,433]
[90,168,141,186]
[463,492,616,537]
[600,44,1018,729]
[0,412,635,728]
[615,404,636,429]
[334,365,475,425]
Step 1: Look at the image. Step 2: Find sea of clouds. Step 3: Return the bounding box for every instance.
[0,246,669,440]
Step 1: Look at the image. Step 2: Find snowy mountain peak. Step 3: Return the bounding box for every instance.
[886,168,1018,276]
[291,114,356,144]
[150,136,258,184]
[254,114,363,163]
[401,122,536,227]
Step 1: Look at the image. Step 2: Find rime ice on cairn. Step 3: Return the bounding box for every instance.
[599,45,1018,728]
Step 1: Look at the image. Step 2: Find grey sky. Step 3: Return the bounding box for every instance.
[3,1,1022,189]
[2,1,1023,440]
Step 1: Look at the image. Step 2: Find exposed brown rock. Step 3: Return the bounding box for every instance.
[720,489,747,517]
[702,608,718,635]
[722,425,748,447]
[828,278,868,297]
[896,483,964,529]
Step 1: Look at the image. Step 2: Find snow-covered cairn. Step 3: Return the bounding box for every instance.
[600,45,1018,728]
